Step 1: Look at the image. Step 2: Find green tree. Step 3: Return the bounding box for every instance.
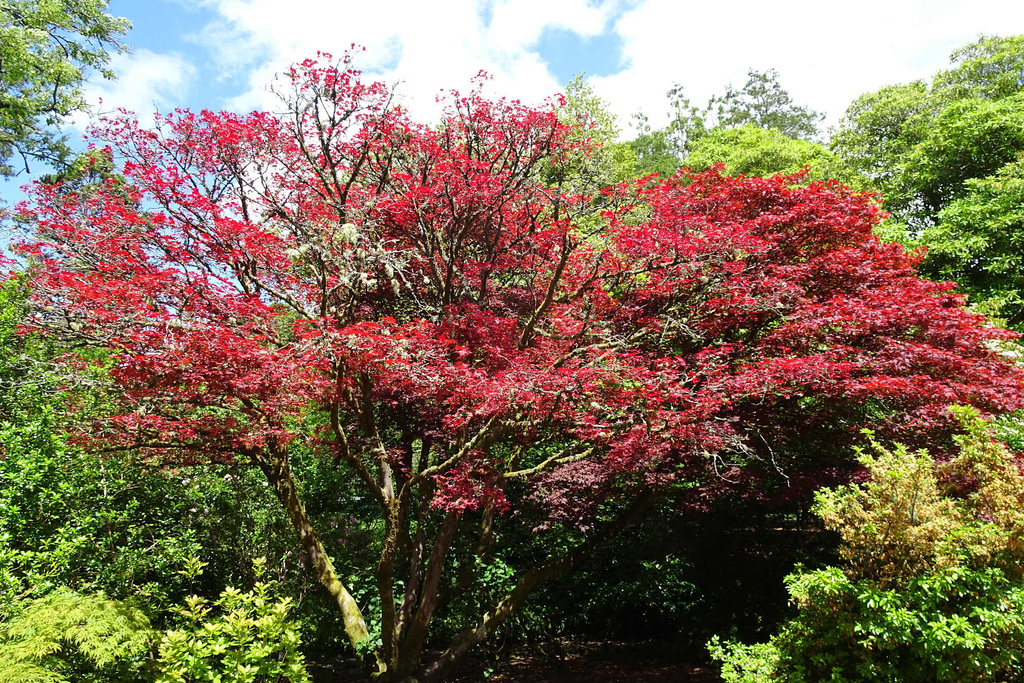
[552,75,638,191]
[625,112,684,179]
[686,125,865,187]
[927,155,1024,324]
[0,0,130,176]
[663,84,712,158]
[832,34,1024,325]
[932,35,1024,101]
[901,93,1024,224]
[825,81,931,198]
[626,69,824,180]
[832,36,1024,200]
[710,69,822,141]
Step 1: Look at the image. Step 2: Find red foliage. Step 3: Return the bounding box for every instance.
[13,54,1024,524]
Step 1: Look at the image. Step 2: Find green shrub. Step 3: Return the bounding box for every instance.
[0,590,155,683]
[708,636,779,683]
[156,582,310,683]
[710,408,1024,682]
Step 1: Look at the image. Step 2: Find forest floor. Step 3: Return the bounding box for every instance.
[450,641,721,682]
[310,641,721,682]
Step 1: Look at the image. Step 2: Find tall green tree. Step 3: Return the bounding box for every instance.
[625,112,687,179]
[831,35,1024,326]
[0,0,130,176]
[710,68,822,141]
[832,35,1024,221]
[926,154,1024,324]
[932,35,1024,101]
[551,75,638,192]
[827,81,931,200]
[627,69,824,179]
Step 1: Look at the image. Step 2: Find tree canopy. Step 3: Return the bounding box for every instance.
[708,68,822,141]
[830,35,1024,326]
[686,126,864,188]
[11,52,1024,682]
[0,0,129,176]
[627,69,824,179]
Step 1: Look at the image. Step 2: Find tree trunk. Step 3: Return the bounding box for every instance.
[420,489,654,682]
[390,509,462,680]
[255,449,372,652]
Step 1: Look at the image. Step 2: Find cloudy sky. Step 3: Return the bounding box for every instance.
[87,0,1024,138]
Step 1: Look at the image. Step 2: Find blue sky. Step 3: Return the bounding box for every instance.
[3,0,1024,206]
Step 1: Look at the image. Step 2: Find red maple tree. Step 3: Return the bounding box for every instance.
[13,55,1024,681]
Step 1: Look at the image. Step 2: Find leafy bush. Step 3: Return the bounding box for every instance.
[711,408,1024,682]
[707,636,779,683]
[156,581,310,683]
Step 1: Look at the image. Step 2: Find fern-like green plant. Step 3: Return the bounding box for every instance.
[0,590,156,683]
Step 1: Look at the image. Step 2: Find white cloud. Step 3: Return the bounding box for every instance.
[486,0,611,52]
[593,0,1024,135]
[76,49,197,129]
[182,0,1024,137]
[187,0,623,121]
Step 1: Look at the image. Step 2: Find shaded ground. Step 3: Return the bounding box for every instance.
[310,641,721,682]
[451,641,721,682]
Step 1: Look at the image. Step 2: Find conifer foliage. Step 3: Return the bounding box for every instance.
[11,54,1024,680]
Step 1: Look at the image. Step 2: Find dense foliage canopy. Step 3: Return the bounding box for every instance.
[0,0,129,176]
[831,35,1024,326]
[9,50,1024,681]
[686,126,863,188]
